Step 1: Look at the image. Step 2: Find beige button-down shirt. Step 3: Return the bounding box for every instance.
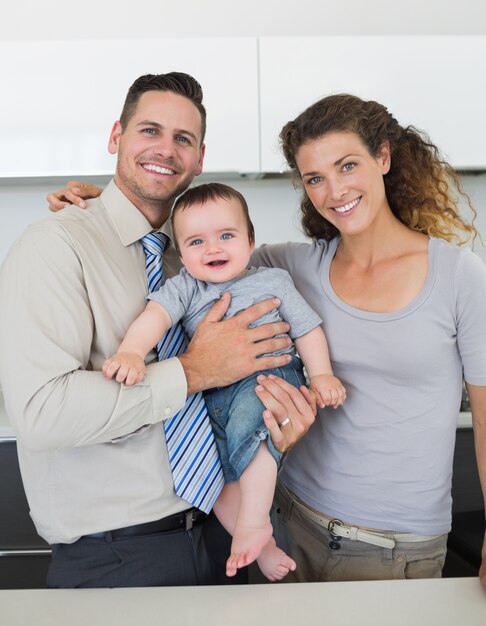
[0,180,192,544]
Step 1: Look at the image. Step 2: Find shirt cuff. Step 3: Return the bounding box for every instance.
[144,356,188,421]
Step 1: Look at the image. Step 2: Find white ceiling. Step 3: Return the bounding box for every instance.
[1,0,486,41]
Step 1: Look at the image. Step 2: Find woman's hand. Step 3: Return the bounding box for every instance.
[256,373,317,453]
[47,181,103,211]
[466,383,486,591]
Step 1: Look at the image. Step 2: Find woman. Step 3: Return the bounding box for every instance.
[47,94,486,587]
[252,94,486,585]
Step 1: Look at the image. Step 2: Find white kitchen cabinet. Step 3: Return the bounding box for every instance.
[259,36,486,172]
[0,440,51,589]
[0,38,260,177]
[3,37,485,179]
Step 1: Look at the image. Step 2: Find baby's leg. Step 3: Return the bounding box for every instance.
[213,478,296,580]
[225,442,295,579]
[228,442,275,571]
[212,482,240,535]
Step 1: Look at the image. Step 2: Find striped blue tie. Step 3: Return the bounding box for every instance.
[141,232,224,513]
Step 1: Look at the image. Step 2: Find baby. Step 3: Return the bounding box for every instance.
[103,183,346,580]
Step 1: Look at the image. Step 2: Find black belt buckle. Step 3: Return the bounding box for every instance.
[328,518,343,551]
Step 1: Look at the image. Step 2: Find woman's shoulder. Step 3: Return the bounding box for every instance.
[431,237,484,269]
[431,238,486,290]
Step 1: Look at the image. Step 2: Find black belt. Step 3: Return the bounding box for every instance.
[84,508,208,541]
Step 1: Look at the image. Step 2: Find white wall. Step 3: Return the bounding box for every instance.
[1,173,485,266]
[0,176,305,263]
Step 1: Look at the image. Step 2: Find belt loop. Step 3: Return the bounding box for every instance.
[185,510,194,531]
[349,526,359,541]
[104,531,114,543]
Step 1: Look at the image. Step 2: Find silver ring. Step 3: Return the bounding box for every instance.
[280,417,290,427]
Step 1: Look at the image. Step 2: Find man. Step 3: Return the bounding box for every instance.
[0,73,314,588]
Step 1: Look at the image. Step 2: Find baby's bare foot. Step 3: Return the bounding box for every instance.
[226,521,273,577]
[257,538,296,582]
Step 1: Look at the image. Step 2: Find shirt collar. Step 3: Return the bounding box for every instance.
[101,179,174,247]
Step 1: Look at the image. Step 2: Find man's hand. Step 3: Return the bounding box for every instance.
[47,181,103,211]
[177,292,293,395]
[256,373,316,453]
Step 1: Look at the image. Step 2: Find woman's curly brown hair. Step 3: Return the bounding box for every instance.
[280,94,477,244]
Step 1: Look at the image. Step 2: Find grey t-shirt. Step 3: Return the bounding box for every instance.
[252,237,486,534]
[148,266,322,357]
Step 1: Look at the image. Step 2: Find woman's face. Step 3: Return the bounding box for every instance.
[295,131,391,238]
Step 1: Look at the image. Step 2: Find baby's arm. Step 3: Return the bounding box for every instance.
[294,327,346,409]
[102,301,173,386]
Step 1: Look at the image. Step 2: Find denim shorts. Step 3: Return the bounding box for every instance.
[204,356,305,483]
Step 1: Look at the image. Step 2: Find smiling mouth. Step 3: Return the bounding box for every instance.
[142,163,176,175]
[207,260,228,267]
[332,196,361,213]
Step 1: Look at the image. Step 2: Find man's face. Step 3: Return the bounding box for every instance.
[108,90,205,220]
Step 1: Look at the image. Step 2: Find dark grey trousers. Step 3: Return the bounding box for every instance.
[47,513,248,588]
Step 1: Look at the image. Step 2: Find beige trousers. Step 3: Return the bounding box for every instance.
[271,481,448,583]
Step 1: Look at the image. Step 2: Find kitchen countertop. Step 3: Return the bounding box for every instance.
[0,578,485,626]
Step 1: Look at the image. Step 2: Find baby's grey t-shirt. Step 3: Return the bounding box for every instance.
[147,266,322,357]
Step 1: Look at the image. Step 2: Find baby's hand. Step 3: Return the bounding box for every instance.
[102,352,146,386]
[310,374,346,409]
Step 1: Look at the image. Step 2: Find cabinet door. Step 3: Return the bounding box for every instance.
[259,36,486,172]
[0,440,51,588]
[0,38,259,177]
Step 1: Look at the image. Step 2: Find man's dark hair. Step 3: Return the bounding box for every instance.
[119,72,206,143]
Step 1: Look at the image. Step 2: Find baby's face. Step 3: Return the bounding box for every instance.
[174,197,254,283]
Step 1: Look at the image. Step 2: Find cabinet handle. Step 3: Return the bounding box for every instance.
[0,549,51,557]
